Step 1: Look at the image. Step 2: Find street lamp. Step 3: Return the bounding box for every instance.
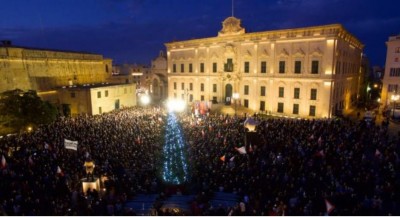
[391,94,400,119]
[232,93,239,116]
[140,94,151,106]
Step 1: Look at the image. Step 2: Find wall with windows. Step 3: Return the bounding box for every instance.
[166,17,363,118]
[58,83,136,116]
[382,34,400,106]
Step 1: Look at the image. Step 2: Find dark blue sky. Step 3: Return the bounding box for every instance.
[1,0,399,66]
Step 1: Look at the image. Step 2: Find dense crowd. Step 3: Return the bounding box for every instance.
[181,113,400,215]
[0,106,399,215]
[0,107,165,215]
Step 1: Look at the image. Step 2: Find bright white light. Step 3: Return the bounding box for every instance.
[166,99,186,112]
[140,95,151,105]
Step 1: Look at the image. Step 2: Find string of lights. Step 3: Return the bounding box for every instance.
[162,113,189,184]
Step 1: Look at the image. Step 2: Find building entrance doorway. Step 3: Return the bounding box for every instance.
[225,84,233,105]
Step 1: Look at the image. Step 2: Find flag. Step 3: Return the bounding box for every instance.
[57,166,64,176]
[249,144,253,153]
[244,117,258,132]
[324,199,335,214]
[316,150,325,158]
[375,149,381,157]
[64,139,78,151]
[44,142,51,150]
[1,155,6,168]
[235,146,247,154]
[230,156,235,162]
[220,155,226,162]
[28,155,34,165]
[318,136,322,145]
[201,129,205,137]
[85,151,90,159]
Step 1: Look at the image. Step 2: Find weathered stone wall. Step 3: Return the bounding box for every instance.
[0,47,112,93]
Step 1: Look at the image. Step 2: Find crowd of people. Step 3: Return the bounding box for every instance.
[180,113,400,215]
[0,107,165,215]
[0,106,399,215]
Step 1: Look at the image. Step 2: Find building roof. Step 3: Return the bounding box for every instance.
[165,19,364,50]
[0,41,97,55]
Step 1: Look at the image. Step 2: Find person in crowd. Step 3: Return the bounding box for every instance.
[0,105,399,215]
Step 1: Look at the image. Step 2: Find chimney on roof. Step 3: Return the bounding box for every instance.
[1,40,12,46]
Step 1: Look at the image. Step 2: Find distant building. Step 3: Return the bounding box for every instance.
[0,40,135,116]
[111,51,168,104]
[165,17,363,118]
[147,51,168,102]
[381,34,400,107]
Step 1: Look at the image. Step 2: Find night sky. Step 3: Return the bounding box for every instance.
[1,0,399,66]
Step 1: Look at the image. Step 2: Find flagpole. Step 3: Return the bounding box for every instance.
[232,0,234,17]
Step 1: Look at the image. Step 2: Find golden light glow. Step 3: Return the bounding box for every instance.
[325,69,332,75]
[324,82,332,86]
[326,39,335,45]
[37,90,57,95]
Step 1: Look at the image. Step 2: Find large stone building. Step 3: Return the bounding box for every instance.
[381,34,400,109]
[0,41,112,93]
[0,41,136,116]
[165,17,363,118]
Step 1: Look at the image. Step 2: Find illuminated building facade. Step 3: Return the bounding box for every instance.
[0,41,112,93]
[0,41,136,116]
[165,17,363,118]
[381,35,400,107]
[58,83,136,116]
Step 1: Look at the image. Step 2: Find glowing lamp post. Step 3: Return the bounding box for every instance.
[166,99,186,113]
[82,158,100,195]
[84,159,95,181]
[232,93,239,116]
[391,94,400,119]
[140,94,151,106]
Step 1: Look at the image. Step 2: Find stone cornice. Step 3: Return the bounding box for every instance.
[165,24,363,50]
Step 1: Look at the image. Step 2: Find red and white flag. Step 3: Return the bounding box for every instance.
[230,156,235,162]
[375,149,381,157]
[249,144,253,153]
[235,146,247,154]
[57,166,64,176]
[201,129,205,137]
[1,155,6,168]
[316,150,325,158]
[28,155,34,165]
[220,155,226,162]
[325,199,335,215]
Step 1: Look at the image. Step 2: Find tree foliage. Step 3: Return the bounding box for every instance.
[0,89,58,133]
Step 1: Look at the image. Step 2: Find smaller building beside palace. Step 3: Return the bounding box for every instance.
[165,17,364,118]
